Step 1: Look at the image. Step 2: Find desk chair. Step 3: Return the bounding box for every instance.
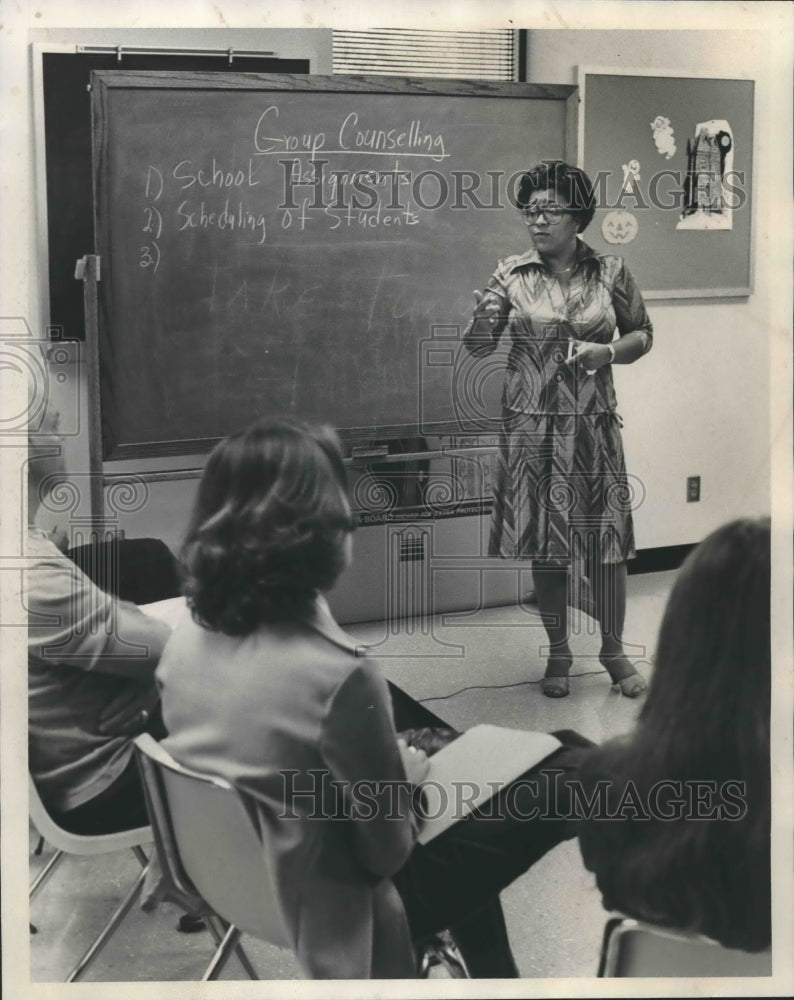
[598,917,773,978]
[28,775,152,982]
[135,734,471,980]
[134,733,285,980]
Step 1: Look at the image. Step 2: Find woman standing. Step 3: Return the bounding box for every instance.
[464,160,652,698]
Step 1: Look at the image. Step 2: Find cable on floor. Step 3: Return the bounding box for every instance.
[417,667,614,704]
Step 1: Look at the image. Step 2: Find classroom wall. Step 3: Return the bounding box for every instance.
[4,17,783,604]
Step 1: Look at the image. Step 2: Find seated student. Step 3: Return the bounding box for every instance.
[156,417,595,979]
[26,413,170,835]
[577,518,771,953]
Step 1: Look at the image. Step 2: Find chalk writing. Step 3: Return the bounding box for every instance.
[139,243,160,272]
[172,158,262,190]
[142,206,163,239]
[254,106,448,162]
[177,199,267,245]
[140,166,165,273]
[324,202,420,230]
[145,165,164,201]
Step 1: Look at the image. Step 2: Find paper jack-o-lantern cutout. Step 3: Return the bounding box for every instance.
[602,209,638,245]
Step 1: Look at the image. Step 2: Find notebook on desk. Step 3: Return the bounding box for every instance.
[415,724,562,844]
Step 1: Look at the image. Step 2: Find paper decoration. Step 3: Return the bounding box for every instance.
[621,159,642,194]
[602,209,639,245]
[650,115,677,159]
[677,119,735,230]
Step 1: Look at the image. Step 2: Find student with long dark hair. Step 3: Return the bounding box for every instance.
[577,518,771,952]
[156,417,594,979]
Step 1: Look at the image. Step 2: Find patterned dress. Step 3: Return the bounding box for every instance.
[463,239,653,566]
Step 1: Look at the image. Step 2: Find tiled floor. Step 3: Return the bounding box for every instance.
[27,571,676,984]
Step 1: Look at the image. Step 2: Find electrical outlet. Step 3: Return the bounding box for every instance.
[687,476,701,502]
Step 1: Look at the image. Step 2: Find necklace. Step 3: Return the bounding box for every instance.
[548,262,576,275]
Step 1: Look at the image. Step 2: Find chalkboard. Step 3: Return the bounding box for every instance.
[41,52,308,342]
[91,72,575,459]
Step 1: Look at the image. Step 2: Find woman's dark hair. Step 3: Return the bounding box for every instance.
[578,518,771,951]
[180,418,353,635]
[513,160,596,232]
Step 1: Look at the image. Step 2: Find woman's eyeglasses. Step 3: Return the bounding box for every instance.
[521,204,571,225]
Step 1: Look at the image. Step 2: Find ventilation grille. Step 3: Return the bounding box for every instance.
[333,29,516,81]
[399,535,426,562]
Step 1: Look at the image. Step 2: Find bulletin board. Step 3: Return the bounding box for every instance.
[577,67,754,299]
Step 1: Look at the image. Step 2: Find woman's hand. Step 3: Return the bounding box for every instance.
[471,289,502,329]
[567,340,613,374]
[397,737,430,785]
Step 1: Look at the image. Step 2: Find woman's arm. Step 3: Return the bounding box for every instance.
[462,278,510,358]
[609,330,649,365]
[26,552,171,679]
[321,660,418,878]
[568,260,653,372]
[611,258,653,359]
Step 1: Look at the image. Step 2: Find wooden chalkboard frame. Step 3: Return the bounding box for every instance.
[90,71,577,461]
[577,66,755,300]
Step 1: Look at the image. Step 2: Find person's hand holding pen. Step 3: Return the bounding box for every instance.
[566,339,614,376]
[397,737,430,785]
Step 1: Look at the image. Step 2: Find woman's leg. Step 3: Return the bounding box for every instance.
[585,558,646,697]
[531,562,573,697]
[393,738,593,976]
[442,899,520,978]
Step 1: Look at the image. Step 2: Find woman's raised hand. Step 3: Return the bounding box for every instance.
[471,289,502,328]
[397,737,430,784]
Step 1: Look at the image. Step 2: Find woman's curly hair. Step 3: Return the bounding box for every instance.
[180,418,354,635]
[513,160,596,232]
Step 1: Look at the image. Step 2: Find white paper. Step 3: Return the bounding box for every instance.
[415,724,561,844]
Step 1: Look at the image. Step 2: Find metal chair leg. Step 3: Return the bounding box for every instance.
[29,848,64,899]
[65,864,148,982]
[202,923,244,981]
[204,914,259,980]
[131,845,149,867]
[232,939,258,979]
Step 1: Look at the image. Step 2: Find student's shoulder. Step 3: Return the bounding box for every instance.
[25,530,97,595]
[27,529,73,563]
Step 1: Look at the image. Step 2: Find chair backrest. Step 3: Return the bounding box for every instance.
[29,774,151,856]
[134,734,289,948]
[66,537,180,604]
[599,918,772,978]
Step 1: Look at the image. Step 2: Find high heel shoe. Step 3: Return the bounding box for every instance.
[542,656,572,698]
[599,654,647,698]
